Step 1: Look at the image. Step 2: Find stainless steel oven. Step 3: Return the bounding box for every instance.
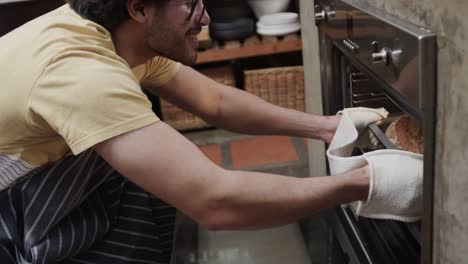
[304,1,437,263]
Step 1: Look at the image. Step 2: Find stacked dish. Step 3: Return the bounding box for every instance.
[206,0,256,41]
[256,12,301,36]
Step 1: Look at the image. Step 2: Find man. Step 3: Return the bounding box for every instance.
[0,0,370,263]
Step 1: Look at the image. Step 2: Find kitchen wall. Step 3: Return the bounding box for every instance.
[301,0,468,263]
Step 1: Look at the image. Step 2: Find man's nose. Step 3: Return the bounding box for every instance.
[199,8,210,26]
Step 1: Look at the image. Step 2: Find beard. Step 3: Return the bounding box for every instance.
[146,22,198,65]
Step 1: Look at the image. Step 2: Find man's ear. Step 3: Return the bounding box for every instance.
[127,0,152,23]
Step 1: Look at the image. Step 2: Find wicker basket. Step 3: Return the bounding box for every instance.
[159,100,210,131]
[244,66,305,111]
[160,65,236,131]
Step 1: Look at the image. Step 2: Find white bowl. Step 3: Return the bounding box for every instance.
[257,22,301,36]
[259,12,298,26]
[246,0,291,19]
[256,21,299,31]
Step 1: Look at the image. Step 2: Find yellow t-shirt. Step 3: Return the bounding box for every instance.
[0,5,181,189]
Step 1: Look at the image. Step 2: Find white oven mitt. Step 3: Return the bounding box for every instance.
[326,107,423,222]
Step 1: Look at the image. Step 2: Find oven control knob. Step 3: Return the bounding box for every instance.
[372,48,389,64]
[371,41,402,66]
[315,5,336,24]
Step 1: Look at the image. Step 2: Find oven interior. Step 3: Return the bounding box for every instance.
[342,61,422,154]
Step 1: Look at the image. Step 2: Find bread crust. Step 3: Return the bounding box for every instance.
[385,116,424,154]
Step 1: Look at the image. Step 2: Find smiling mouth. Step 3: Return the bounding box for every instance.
[187,35,199,49]
[186,31,200,41]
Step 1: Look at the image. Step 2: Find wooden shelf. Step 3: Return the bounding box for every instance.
[196,34,302,64]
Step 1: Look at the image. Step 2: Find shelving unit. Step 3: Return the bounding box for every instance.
[196,33,302,64]
[160,33,303,132]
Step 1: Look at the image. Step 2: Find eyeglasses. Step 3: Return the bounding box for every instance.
[188,0,207,23]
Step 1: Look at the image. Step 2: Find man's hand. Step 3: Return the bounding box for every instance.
[327,107,422,222]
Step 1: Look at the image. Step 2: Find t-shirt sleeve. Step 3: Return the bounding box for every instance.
[29,53,159,155]
[140,57,182,87]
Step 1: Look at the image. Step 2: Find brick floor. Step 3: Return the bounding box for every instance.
[199,144,222,166]
[230,136,299,169]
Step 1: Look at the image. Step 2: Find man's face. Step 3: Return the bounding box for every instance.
[146,0,210,65]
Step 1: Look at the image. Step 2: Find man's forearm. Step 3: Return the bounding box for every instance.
[96,121,369,232]
[204,166,369,230]
[211,86,339,142]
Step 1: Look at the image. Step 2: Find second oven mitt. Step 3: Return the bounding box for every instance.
[326,107,423,222]
[359,150,423,222]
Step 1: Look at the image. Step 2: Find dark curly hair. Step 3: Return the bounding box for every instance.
[67,0,202,31]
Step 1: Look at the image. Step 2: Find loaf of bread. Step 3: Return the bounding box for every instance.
[385,116,424,154]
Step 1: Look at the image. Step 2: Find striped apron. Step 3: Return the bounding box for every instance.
[0,150,177,264]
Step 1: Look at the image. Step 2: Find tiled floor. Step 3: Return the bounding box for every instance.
[174,129,312,264]
[229,135,299,169]
[185,129,309,175]
[199,144,223,166]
